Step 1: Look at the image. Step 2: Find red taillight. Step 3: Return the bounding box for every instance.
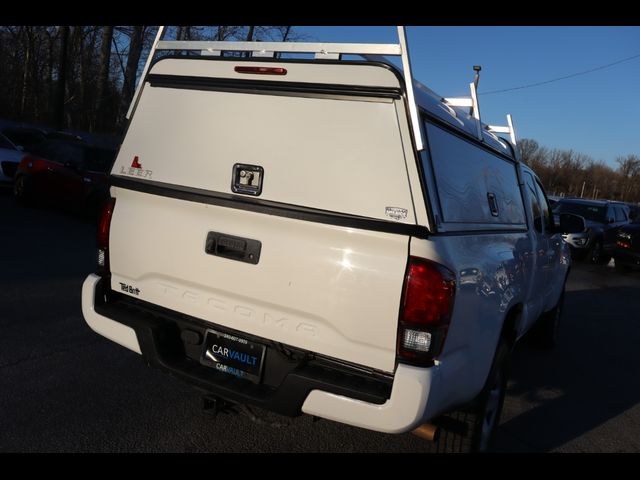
[234,66,287,75]
[96,197,116,276]
[397,257,456,365]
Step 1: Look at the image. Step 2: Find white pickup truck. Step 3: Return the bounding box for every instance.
[81,30,585,452]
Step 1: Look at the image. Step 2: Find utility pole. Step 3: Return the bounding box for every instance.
[580,181,585,198]
[592,185,597,199]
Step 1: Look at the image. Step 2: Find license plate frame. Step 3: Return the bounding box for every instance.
[200,328,266,384]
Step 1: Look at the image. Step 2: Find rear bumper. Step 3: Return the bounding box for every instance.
[81,274,141,354]
[81,274,437,433]
[301,364,433,434]
[614,249,640,268]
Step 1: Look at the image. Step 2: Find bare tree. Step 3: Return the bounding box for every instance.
[616,154,640,201]
[96,26,114,131]
[54,26,70,130]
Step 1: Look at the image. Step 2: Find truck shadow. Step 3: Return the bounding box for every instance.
[495,283,640,452]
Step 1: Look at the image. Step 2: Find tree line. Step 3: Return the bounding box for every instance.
[0,26,296,135]
[1,26,637,202]
[518,139,640,204]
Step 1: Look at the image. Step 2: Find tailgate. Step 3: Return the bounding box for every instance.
[109,189,409,372]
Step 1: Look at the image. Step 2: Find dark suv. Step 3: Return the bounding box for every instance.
[552,198,630,263]
[614,213,640,272]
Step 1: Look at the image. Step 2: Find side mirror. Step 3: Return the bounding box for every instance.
[16,145,24,152]
[559,213,586,234]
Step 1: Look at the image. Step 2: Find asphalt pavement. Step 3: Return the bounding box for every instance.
[1,185,639,452]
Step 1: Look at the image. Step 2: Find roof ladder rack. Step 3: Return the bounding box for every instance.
[487,114,518,148]
[443,67,519,157]
[443,67,483,141]
[126,26,425,151]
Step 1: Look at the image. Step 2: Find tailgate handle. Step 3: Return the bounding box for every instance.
[205,232,261,265]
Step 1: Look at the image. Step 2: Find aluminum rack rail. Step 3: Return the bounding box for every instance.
[126,26,425,151]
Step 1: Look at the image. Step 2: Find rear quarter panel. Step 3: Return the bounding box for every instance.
[410,231,531,414]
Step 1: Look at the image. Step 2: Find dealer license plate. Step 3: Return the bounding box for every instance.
[200,329,266,384]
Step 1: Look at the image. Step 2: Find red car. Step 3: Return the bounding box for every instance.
[14,139,115,216]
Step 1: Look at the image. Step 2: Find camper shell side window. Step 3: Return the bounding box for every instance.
[419,119,527,232]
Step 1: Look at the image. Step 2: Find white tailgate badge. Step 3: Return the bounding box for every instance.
[385,206,408,221]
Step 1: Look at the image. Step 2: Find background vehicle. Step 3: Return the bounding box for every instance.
[553,198,630,263]
[614,216,640,272]
[81,27,583,453]
[14,139,115,215]
[0,132,26,183]
[2,126,83,151]
[547,194,562,208]
[2,126,47,152]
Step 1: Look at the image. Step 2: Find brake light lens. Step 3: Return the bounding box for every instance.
[97,198,116,276]
[234,66,287,75]
[397,257,456,366]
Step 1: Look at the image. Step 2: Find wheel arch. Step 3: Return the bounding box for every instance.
[500,303,523,350]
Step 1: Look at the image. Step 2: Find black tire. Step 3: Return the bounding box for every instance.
[14,175,33,206]
[469,340,510,452]
[431,340,511,453]
[588,239,604,264]
[614,259,631,273]
[529,287,565,350]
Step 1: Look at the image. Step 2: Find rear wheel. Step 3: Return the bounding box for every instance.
[614,259,631,273]
[470,340,510,452]
[529,287,565,350]
[431,340,510,453]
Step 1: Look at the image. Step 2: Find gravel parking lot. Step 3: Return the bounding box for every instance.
[1,185,639,452]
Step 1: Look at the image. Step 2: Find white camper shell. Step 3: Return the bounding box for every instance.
[82,27,573,452]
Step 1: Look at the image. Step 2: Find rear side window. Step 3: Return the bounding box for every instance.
[424,122,526,227]
[554,202,606,223]
[614,207,627,222]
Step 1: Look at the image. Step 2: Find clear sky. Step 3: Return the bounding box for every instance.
[298,26,640,169]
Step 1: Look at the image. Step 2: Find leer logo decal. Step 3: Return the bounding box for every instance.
[119,155,153,179]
